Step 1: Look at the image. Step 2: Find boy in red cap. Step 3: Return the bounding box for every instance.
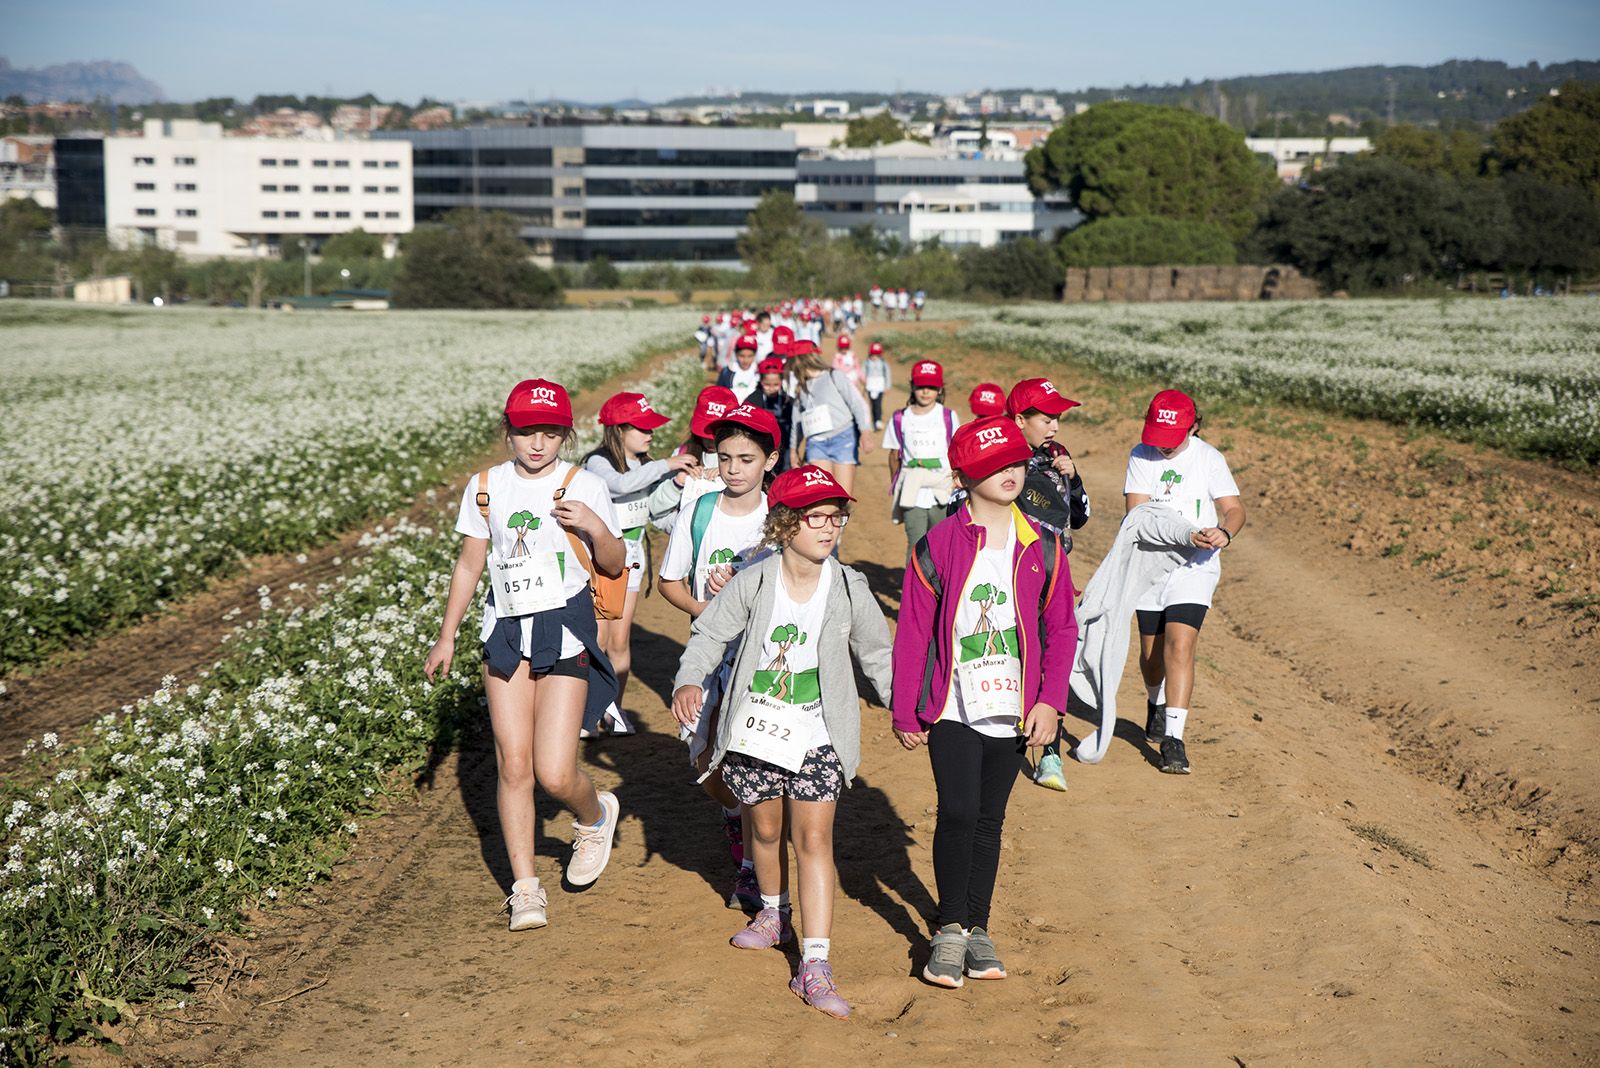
[891,417,1077,990]
[672,464,893,1020]
[863,341,891,430]
[425,379,627,933]
[717,333,762,398]
[583,391,699,732]
[746,356,795,474]
[1123,389,1245,775]
[884,358,960,562]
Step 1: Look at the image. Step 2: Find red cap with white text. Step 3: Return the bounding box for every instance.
[910,359,944,388]
[1141,389,1197,449]
[948,416,1033,482]
[768,464,855,510]
[690,385,741,438]
[598,391,670,430]
[1005,377,1080,417]
[969,383,1006,418]
[711,403,782,452]
[505,378,573,428]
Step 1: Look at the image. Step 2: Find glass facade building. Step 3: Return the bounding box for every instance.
[54,138,107,231]
[380,126,798,266]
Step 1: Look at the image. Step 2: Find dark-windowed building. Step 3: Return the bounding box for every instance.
[379,126,797,266]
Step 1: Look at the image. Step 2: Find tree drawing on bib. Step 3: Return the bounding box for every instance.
[707,548,740,566]
[1159,469,1183,498]
[969,583,1010,656]
[507,510,541,556]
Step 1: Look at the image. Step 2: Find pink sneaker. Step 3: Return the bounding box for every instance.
[790,959,850,1019]
[730,907,793,950]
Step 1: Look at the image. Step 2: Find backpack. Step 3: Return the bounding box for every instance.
[687,490,721,585]
[476,465,627,621]
[909,524,1060,717]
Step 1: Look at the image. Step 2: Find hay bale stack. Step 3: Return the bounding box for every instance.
[1062,267,1087,302]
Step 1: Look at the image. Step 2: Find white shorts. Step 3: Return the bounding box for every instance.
[1137,560,1222,611]
[624,536,646,593]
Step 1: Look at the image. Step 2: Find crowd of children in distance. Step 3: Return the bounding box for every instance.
[423,305,1245,1020]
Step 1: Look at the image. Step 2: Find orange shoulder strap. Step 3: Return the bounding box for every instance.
[475,468,493,522]
[556,465,593,571]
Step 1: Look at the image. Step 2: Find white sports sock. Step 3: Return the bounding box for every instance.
[761,893,783,910]
[802,937,830,962]
[1165,706,1188,740]
[1147,682,1165,704]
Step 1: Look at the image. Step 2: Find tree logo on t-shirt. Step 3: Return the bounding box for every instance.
[707,548,741,565]
[967,584,1011,657]
[1159,469,1183,497]
[753,624,818,703]
[507,510,541,556]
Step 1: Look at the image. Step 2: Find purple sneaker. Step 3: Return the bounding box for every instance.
[730,907,793,950]
[727,865,761,912]
[790,960,850,1019]
[723,812,745,867]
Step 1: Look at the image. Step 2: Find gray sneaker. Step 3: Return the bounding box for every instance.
[922,923,969,988]
[964,926,1007,979]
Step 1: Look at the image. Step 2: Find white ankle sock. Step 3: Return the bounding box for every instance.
[1147,682,1165,704]
[1165,706,1188,740]
[802,937,830,961]
[761,893,783,910]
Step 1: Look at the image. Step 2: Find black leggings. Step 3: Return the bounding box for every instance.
[928,720,1025,930]
[869,392,884,426]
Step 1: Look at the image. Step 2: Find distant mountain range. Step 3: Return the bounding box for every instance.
[0,57,164,104]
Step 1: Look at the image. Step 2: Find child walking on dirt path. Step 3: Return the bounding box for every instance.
[892,416,1077,988]
[583,391,698,734]
[745,357,795,474]
[424,379,626,932]
[659,404,783,913]
[885,359,960,564]
[789,340,874,504]
[1004,378,1092,791]
[671,464,893,1020]
[1124,389,1245,775]
[864,341,891,431]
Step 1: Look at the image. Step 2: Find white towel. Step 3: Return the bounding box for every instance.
[1070,503,1199,764]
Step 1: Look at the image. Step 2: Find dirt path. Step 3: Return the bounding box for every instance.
[105,323,1600,1065]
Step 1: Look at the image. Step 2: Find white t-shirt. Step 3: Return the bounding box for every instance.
[659,492,771,601]
[456,460,622,658]
[883,405,958,509]
[941,527,1022,737]
[727,362,761,397]
[754,331,774,359]
[1124,436,1240,607]
[749,561,834,750]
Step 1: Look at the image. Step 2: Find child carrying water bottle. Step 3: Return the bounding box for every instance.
[671,465,893,1019]
[892,416,1077,987]
[424,379,626,932]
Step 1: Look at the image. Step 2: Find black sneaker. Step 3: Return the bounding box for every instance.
[1145,701,1166,744]
[1160,736,1190,775]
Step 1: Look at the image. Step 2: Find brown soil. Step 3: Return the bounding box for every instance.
[53,320,1600,1066]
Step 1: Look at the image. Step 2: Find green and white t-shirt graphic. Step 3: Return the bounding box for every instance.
[943,532,1024,737]
[507,510,564,574]
[751,623,821,704]
[957,582,1019,663]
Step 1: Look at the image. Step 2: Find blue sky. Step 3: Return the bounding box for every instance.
[8,0,1598,102]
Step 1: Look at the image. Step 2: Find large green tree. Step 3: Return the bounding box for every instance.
[737,191,830,291]
[392,209,562,309]
[1058,216,1238,267]
[843,111,921,148]
[1374,124,1486,182]
[1492,80,1600,198]
[1024,102,1276,241]
[1500,173,1600,278]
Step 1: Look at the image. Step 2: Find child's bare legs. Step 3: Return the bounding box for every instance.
[1138,623,1199,709]
[788,799,837,940]
[745,797,792,899]
[486,663,602,885]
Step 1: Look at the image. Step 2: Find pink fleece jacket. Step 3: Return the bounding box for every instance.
[890,504,1078,733]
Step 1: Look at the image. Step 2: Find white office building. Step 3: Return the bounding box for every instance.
[1245,136,1372,181]
[797,141,1081,248]
[101,119,412,258]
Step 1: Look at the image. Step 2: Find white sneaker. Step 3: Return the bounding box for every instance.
[506,877,547,931]
[567,790,619,886]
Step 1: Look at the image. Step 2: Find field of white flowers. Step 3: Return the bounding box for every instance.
[0,348,709,1064]
[0,303,687,671]
[962,299,1600,464]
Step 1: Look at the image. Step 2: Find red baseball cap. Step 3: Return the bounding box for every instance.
[505,378,573,428]
[787,338,819,357]
[771,325,796,355]
[690,385,740,438]
[969,382,1006,418]
[836,335,852,350]
[868,341,884,356]
[1006,377,1080,417]
[757,357,785,375]
[598,391,670,430]
[734,333,758,351]
[1142,389,1197,449]
[701,314,711,323]
[949,416,1033,482]
[768,464,855,510]
[910,359,944,388]
[711,403,782,452]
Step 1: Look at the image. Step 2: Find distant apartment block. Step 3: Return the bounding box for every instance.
[1,136,55,209]
[60,119,413,258]
[796,142,1081,248]
[381,125,797,266]
[1246,136,1372,180]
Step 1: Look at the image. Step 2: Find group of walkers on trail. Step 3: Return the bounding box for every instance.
[422,308,1245,1020]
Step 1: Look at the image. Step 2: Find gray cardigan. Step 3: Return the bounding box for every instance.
[794,369,873,453]
[673,553,893,784]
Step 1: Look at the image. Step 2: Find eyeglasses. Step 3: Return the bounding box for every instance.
[801,512,850,529]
